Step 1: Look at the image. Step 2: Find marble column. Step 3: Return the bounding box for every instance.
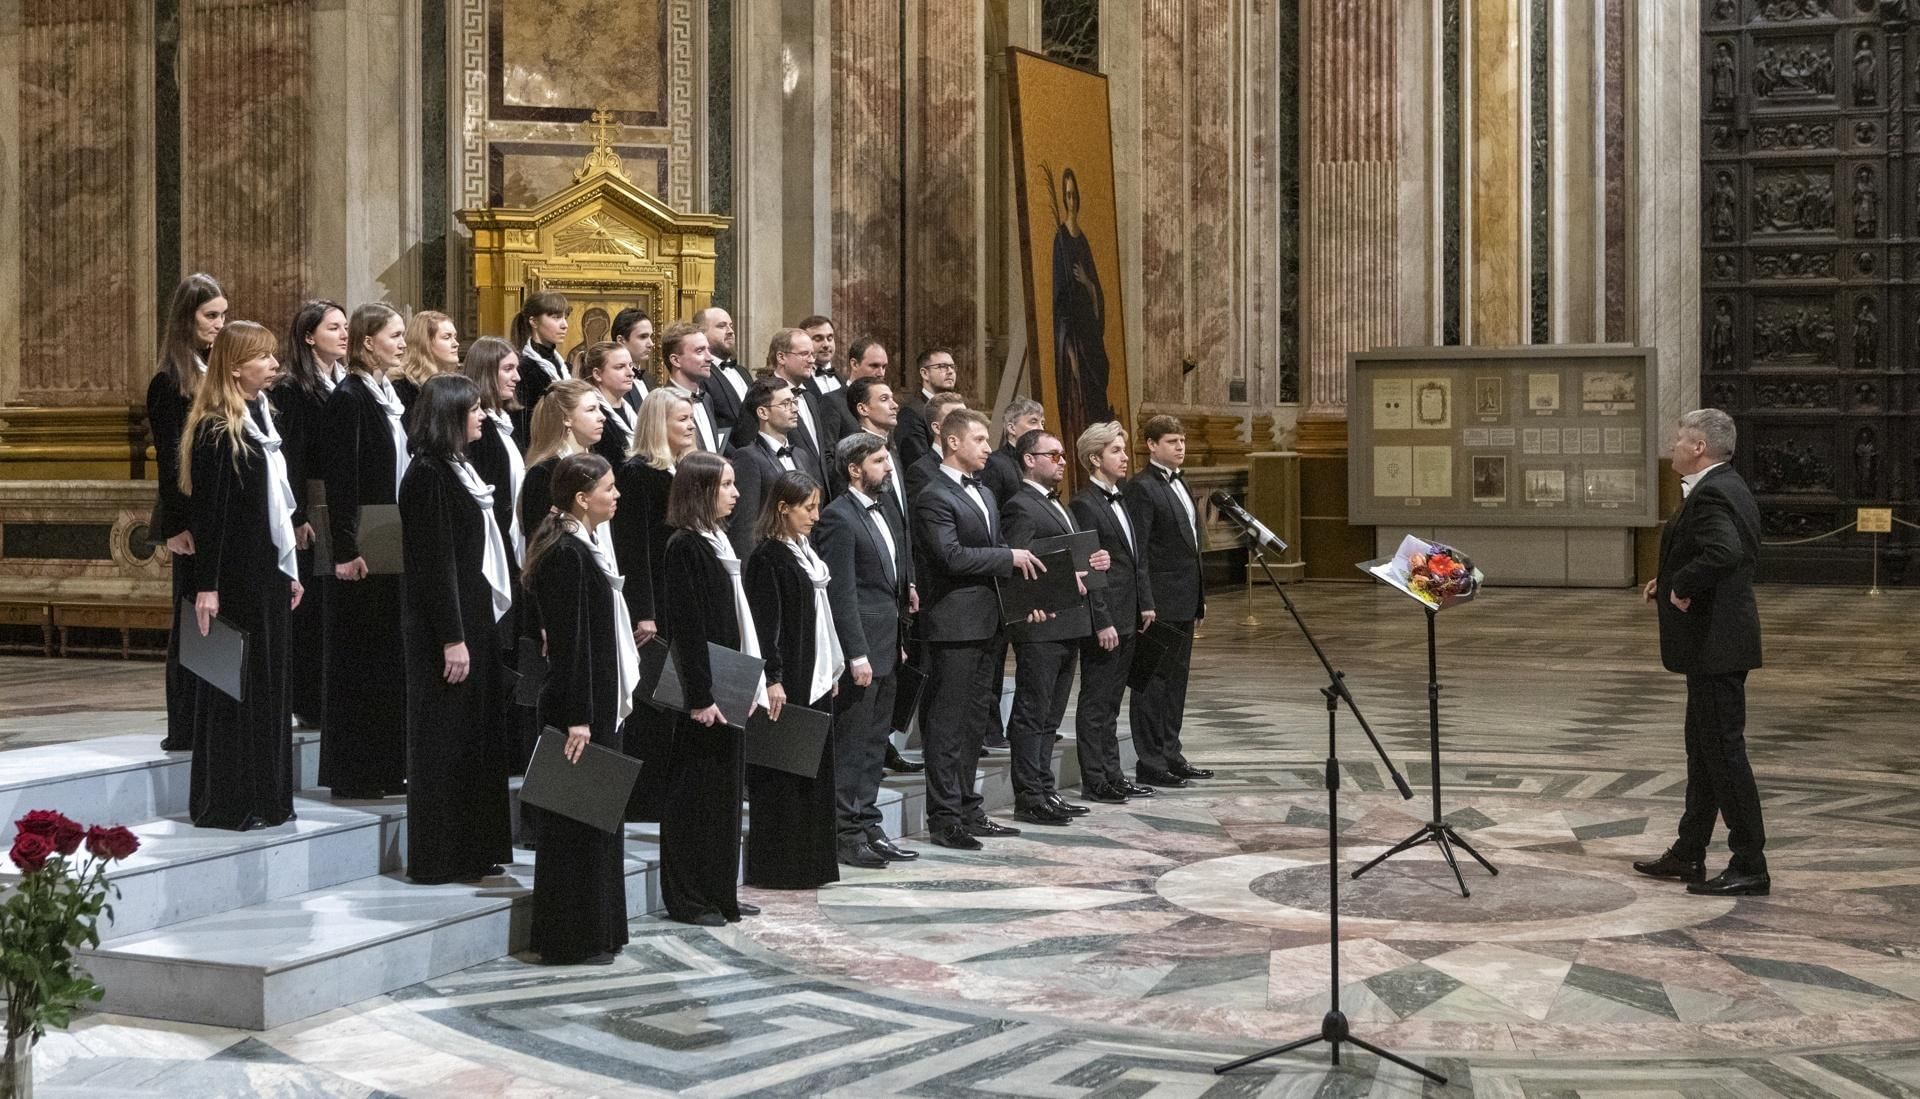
[1629,0,1698,426]
[905,0,984,396]
[1138,0,1186,408]
[1548,0,1599,343]
[1465,0,1523,346]
[0,0,21,407]
[830,0,905,354]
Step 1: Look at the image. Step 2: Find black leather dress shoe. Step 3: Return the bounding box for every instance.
[1082,785,1129,804]
[1136,767,1191,789]
[931,824,983,850]
[1688,868,1771,897]
[1169,763,1214,780]
[884,745,925,773]
[981,733,1010,752]
[1013,803,1073,826]
[1631,850,1706,883]
[966,818,1022,838]
[1046,795,1090,817]
[1117,781,1155,798]
[839,842,888,869]
[870,837,919,861]
[735,902,761,917]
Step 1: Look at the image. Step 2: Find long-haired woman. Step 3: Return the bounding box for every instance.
[523,452,633,964]
[151,273,227,751]
[660,451,764,926]
[743,472,842,889]
[179,320,301,830]
[611,387,697,821]
[462,336,538,782]
[510,291,570,433]
[517,378,605,542]
[578,341,638,468]
[398,310,458,406]
[319,303,411,799]
[399,374,514,883]
[274,299,347,728]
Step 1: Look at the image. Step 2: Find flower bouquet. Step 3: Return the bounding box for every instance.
[2,811,141,1096]
[1361,534,1484,610]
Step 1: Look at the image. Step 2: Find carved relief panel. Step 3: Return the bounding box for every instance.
[1700,0,1912,582]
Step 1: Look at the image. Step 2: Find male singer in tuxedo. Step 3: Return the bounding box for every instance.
[896,348,958,471]
[800,315,861,444]
[847,376,925,775]
[983,398,1046,504]
[661,321,723,453]
[905,391,969,501]
[999,431,1102,826]
[696,306,748,435]
[1069,422,1157,804]
[817,432,921,867]
[912,408,1047,850]
[725,376,824,556]
[613,307,655,412]
[1634,408,1770,897]
[766,327,835,466]
[846,336,890,384]
[1125,415,1214,788]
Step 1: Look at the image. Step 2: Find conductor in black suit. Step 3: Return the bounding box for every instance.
[1125,415,1214,788]
[816,432,920,867]
[1634,408,1770,897]
[999,430,1098,826]
[1069,422,1157,804]
[725,376,824,557]
[912,408,1048,850]
[981,398,1046,504]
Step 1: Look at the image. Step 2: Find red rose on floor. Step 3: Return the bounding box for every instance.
[98,825,139,860]
[9,830,55,873]
[17,809,85,855]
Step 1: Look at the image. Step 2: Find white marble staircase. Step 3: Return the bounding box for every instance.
[0,690,1109,1031]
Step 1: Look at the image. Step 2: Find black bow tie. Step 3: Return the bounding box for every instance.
[960,475,983,489]
[1101,488,1124,504]
[686,388,706,403]
[774,445,793,458]
[815,365,838,378]
[1043,489,1061,502]
[865,500,884,513]
[1162,468,1184,483]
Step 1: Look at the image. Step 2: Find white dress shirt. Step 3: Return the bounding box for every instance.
[940,463,993,528]
[1152,460,1198,540]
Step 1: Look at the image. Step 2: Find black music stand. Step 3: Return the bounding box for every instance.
[1349,539,1499,898]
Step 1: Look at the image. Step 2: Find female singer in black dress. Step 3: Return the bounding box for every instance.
[399,375,515,884]
[462,337,535,777]
[517,379,606,541]
[612,388,698,821]
[398,309,458,407]
[743,472,843,889]
[274,300,348,729]
[179,321,302,830]
[660,451,765,926]
[151,273,227,750]
[511,291,571,436]
[523,452,634,964]
[578,341,638,467]
[320,303,412,799]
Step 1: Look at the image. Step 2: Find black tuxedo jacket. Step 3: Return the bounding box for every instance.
[896,391,935,471]
[1000,484,1094,644]
[701,358,749,437]
[982,443,1023,504]
[806,374,860,450]
[1071,482,1147,634]
[786,383,831,474]
[913,467,1014,643]
[1656,463,1763,675]
[726,434,824,557]
[1126,466,1205,622]
[815,490,913,676]
[905,450,945,502]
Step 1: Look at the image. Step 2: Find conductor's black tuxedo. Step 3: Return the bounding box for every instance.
[1125,462,1204,775]
[1655,462,1766,873]
[1000,482,1092,810]
[1071,477,1147,793]
[912,464,1017,832]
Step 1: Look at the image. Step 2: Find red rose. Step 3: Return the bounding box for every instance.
[100,825,139,860]
[15,809,68,838]
[16,810,84,855]
[9,830,55,873]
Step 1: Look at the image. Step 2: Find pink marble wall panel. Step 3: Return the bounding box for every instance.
[906,2,981,395]
[1139,0,1187,406]
[1186,0,1235,399]
[18,0,137,405]
[1602,0,1626,342]
[831,0,905,364]
[180,0,312,333]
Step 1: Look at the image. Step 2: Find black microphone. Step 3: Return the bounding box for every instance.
[1209,491,1288,553]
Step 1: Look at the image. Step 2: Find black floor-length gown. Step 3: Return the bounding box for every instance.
[470,411,532,776]
[185,407,295,830]
[272,374,332,726]
[611,458,674,820]
[320,373,409,796]
[660,529,749,922]
[526,531,631,963]
[399,455,514,883]
[148,371,196,750]
[743,539,841,889]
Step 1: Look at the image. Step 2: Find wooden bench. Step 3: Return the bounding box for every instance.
[0,600,54,656]
[49,601,171,659]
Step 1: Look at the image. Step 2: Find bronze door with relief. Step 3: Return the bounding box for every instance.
[1702,0,1910,584]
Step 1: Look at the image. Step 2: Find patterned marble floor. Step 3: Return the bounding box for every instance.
[15,582,1920,1097]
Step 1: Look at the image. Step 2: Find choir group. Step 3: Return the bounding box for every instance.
[147,274,1213,965]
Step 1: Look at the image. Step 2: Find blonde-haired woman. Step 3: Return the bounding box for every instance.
[397,310,458,406]
[179,320,302,830]
[320,303,412,799]
[516,378,605,542]
[610,386,697,820]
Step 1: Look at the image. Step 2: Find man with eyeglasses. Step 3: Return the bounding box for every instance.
[999,430,1103,825]
[896,348,958,472]
[767,327,832,477]
[725,373,824,556]
[800,315,861,445]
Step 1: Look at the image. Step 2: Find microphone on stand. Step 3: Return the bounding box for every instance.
[1209,491,1289,553]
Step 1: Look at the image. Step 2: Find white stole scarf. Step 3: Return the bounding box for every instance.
[242,401,299,580]
[365,373,411,495]
[784,537,846,705]
[522,341,563,383]
[701,530,770,708]
[484,408,526,558]
[449,458,514,622]
[320,360,346,394]
[571,522,640,724]
[601,394,637,441]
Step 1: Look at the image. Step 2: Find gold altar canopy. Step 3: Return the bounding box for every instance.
[457,111,730,347]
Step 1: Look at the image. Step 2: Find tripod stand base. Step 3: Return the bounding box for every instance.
[1212,1010,1447,1083]
[1350,821,1499,897]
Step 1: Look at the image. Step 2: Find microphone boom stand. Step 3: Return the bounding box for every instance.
[1209,511,1444,1086]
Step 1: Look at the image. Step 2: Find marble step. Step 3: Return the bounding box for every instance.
[96,796,407,941]
[0,730,322,842]
[82,836,663,1032]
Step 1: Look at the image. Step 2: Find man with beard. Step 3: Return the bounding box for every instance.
[696,306,748,435]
